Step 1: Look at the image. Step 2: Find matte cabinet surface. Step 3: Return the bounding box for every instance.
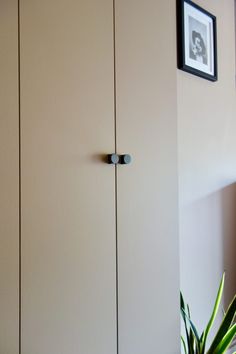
[20,1,117,353]
[0,1,19,353]
[115,1,180,353]
[1,0,179,353]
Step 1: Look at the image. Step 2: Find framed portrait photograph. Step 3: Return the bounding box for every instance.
[177,0,217,81]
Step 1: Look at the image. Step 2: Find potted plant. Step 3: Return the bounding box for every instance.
[181,273,236,354]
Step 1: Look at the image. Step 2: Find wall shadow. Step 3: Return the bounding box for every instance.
[220,183,236,307]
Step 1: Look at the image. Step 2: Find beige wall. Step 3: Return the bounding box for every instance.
[178,0,236,339]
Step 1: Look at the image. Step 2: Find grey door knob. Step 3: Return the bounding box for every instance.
[120,154,132,165]
[107,154,119,164]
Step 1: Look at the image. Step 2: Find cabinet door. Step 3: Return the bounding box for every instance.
[20,1,117,353]
[115,1,180,353]
[0,1,19,353]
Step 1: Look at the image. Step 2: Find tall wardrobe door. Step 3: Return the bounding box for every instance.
[20,1,116,354]
[115,1,180,353]
[0,1,19,353]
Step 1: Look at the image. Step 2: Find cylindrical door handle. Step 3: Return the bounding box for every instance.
[120,154,132,165]
[107,153,119,164]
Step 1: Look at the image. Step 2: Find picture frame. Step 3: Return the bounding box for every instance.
[177,0,217,81]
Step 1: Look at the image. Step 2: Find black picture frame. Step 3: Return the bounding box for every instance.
[177,0,217,82]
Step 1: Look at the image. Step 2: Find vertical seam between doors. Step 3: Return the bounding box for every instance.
[113,2,117,153]
[113,0,119,353]
[18,0,22,353]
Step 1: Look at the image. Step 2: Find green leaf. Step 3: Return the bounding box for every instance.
[189,327,195,354]
[208,294,236,353]
[181,336,187,354]
[182,309,200,342]
[182,308,201,353]
[181,293,191,351]
[181,292,185,311]
[187,304,191,318]
[186,302,196,353]
[201,273,225,352]
[211,324,236,354]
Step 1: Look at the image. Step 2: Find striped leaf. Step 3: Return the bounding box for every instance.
[211,324,236,354]
[201,273,225,352]
[182,308,201,353]
[181,335,187,354]
[207,294,236,353]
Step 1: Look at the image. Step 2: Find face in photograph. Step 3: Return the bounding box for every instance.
[189,16,208,65]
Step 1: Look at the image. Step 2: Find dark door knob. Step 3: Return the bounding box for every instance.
[107,153,119,164]
[120,154,132,165]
